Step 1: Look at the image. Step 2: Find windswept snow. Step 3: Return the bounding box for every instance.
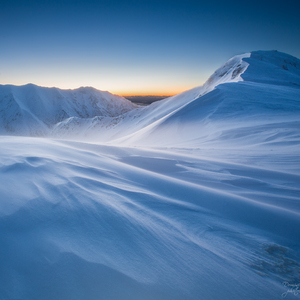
[1,137,299,300]
[242,50,300,87]
[0,50,300,299]
[202,52,250,92]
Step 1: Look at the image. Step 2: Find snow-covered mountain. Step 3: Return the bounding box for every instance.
[0,50,300,300]
[111,50,300,147]
[1,50,299,147]
[50,52,252,142]
[0,84,137,136]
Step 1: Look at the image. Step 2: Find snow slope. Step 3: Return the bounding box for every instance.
[50,53,251,143]
[114,51,300,147]
[0,137,299,300]
[0,50,300,299]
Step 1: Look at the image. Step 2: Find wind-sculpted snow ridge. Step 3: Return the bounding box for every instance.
[0,137,299,300]
[0,84,137,136]
[202,52,250,93]
[51,53,251,143]
[242,50,300,87]
[114,51,300,147]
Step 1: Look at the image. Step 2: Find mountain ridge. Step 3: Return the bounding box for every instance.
[0,50,299,146]
[0,83,137,136]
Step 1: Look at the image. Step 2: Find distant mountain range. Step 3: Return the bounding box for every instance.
[0,85,137,136]
[125,95,171,106]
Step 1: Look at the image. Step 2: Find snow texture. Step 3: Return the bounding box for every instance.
[0,51,300,299]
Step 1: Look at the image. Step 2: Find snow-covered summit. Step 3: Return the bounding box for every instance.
[114,50,300,147]
[201,50,300,93]
[242,50,300,87]
[201,50,300,94]
[203,52,250,93]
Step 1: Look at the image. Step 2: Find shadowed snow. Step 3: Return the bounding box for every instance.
[0,50,300,299]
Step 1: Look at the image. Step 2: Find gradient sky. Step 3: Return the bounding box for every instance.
[1,0,300,96]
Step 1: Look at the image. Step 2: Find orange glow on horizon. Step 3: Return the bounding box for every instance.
[112,85,195,97]
[120,92,176,97]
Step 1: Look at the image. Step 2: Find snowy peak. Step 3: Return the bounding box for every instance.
[0,84,137,136]
[242,50,300,87]
[114,50,300,147]
[202,50,300,93]
[203,53,250,92]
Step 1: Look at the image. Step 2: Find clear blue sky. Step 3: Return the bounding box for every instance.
[1,0,300,95]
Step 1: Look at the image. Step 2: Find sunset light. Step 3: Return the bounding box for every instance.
[0,1,300,299]
[1,0,299,96]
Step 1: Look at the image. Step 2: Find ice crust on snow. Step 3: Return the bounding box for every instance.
[0,50,300,299]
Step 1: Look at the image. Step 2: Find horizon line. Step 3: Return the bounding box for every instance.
[0,82,189,97]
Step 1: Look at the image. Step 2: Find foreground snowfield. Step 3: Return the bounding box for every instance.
[1,137,299,300]
[0,51,300,299]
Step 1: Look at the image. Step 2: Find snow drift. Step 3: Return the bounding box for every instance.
[0,50,300,300]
